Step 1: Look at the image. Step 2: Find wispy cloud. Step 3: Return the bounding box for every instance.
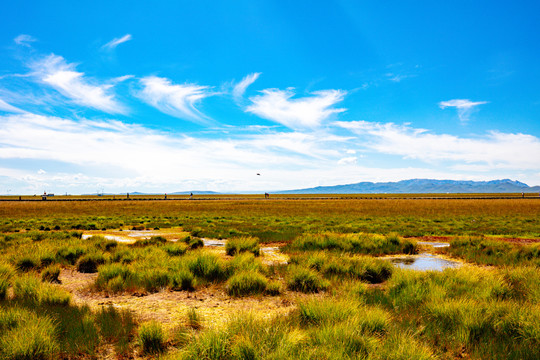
[338,156,357,165]
[0,113,346,192]
[439,99,488,123]
[0,98,26,113]
[137,76,213,123]
[336,120,540,170]
[14,34,37,47]
[29,54,127,114]
[246,88,346,129]
[385,73,415,82]
[102,34,132,50]
[2,112,539,193]
[233,72,261,101]
[110,75,134,83]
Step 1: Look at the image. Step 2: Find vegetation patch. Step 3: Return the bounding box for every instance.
[290,232,418,255]
[225,236,260,256]
[226,270,268,296]
[287,266,329,293]
[139,321,167,354]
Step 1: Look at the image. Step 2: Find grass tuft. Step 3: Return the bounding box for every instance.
[41,264,61,283]
[287,266,329,293]
[76,252,106,273]
[226,236,260,256]
[139,321,166,354]
[226,270,268,296]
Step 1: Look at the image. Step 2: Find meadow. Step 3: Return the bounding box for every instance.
[0,196,539,359]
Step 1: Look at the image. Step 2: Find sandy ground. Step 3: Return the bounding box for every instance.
[59,268,317,331]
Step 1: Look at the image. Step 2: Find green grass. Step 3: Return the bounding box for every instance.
[292,251,393,283]
[164,243,188,256]
[226,270,268,296]
[287,266,329,293]
[225,236,260,256]
[290,232,418,255]
[186,251,228,282]
[139,321,167,354]
[96,305,136,354]
[187,307,202,330]
[1,199,540,359]
[0,307,58,360]
[445,235,540,266]
[76,252,106,273]
[13,276,71,306]
[41,264,61,283]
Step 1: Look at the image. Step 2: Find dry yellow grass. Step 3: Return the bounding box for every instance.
[1,198,539,218]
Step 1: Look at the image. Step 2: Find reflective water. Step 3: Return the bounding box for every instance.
[389,253,461,271]
[202,238,226,247]
[81,234,135,243]
[416,241,450,248]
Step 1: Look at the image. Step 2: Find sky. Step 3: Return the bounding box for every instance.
[0,1,539,194]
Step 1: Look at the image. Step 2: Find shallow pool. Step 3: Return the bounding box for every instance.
[389,253,462,271]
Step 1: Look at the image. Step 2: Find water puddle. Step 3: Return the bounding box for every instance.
[416,241,450,248]
[201,239,288,265]
[82,234,136,243]
[82,228,191,244]
[388,253,461,271]
[202,238,226,247]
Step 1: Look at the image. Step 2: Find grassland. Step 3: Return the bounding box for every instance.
[0,196,539,359]
[1,197,539,239]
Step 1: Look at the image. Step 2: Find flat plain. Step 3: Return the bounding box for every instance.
[1,195,539,359]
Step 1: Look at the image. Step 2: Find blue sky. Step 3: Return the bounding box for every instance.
[0,1,539,194]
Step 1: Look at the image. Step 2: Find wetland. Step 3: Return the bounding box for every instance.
[0,196,539,359]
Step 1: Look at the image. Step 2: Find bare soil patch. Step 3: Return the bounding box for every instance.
[58,268,307,331]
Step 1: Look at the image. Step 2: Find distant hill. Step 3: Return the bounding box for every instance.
[81,191,220,196]
[169,190,220,195]
[278,179,540,194]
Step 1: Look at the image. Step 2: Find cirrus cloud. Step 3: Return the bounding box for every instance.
[14,34,37,47]
[246,88,346,129]
[439,99,488,123]
[29,54,127,114]
[233,72,261,101]
[137,76,214,123]
[102,34,132,50]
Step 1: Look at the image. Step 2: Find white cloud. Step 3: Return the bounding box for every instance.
[233,72,261,101]
[338,156,357,165]
[102,34,132,50]
[336,120,540,170]
[14,34,37,47]
[30,54,127,114]
[385,73,415,82]
[2,112,539,193]
[137,76,213,123]
[110,75,134,83]
[0,112,359,193]
[439,99,488,123]
[37,169,46,174]
[0,98,25,113]
[246,88,346,129]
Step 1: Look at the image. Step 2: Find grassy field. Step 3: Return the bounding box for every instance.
[1,197,540,239]
[0,197,539,359]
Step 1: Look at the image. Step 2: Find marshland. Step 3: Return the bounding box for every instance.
[0,195,539,359]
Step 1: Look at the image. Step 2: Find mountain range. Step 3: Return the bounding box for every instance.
[277,179,540,194]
